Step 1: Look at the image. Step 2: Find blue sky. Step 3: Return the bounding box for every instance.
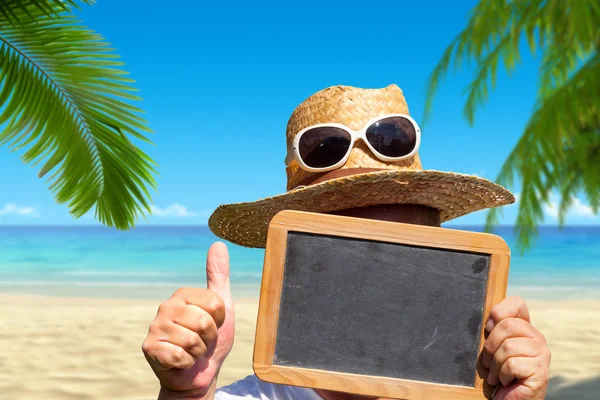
[0,0,596,226]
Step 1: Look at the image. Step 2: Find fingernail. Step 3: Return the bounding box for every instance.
[485,318,495,332]
[487,375,497,386]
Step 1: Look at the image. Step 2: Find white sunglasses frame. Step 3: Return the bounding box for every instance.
[285,113,421,173]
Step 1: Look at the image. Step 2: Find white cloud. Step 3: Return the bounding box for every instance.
[571,197,596,217]
[543,201,559,218]
[543,194,597,219]
[150,203,201,218]
[0,204,36,216]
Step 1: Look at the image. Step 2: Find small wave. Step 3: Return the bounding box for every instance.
[510,285,599,292]
[56,270,181,278]
[231,272,263,278]
[510,286,593,292]
[0,280,188,288]
[54,270,262,279]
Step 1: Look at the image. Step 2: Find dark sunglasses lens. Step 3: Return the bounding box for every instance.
[298,127,351,168]
[365,117,417,158]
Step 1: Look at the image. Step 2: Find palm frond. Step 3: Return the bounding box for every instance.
[428,0,600,251]
[0,5,156,229]
[424,0,540,124]
[0,0,93,26]
[486,55,600,250]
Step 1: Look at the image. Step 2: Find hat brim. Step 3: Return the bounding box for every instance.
[208,170,515,248]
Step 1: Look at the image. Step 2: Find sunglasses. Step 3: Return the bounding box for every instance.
[285,114,421,172]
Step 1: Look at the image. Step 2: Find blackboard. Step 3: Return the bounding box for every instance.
[273,232,489,387]
[253,210,510,399]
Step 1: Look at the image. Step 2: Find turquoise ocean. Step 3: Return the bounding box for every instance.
[0,226,598,300]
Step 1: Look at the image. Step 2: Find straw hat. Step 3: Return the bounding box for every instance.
[208,84,515,248]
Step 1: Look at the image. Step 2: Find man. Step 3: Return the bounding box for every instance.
[142,85,551,400]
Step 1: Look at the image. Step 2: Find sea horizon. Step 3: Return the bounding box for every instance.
[1,224,599,228]
[1,225,599,301]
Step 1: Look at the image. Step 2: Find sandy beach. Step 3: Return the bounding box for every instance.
[0,293,598,399]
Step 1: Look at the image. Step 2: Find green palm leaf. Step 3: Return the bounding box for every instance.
[0,3,156,229]
[424,0,600,251]
[0,0,92,25]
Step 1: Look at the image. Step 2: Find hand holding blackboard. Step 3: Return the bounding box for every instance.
[253,210,511,400]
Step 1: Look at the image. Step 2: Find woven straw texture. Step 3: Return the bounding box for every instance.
[285,84,421,189]
[209,84,515,248]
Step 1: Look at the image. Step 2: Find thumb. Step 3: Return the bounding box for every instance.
[206,242,233,310]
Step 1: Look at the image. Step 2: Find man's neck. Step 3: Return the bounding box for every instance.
[329,204,440,226]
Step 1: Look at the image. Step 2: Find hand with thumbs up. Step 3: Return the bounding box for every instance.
[142,242,235,400]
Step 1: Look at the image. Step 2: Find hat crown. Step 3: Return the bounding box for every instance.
[209,84,515,248]
[285,84,423,190]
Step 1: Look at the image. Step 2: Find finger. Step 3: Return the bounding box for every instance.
[486,296,530,333]
[206,242,233,313]
[171,287,226,328]
[486,337,544,385]
[162,321,207,359]
[497,356,538,387]
[173,304,219,346]
[143,340,196,371]
[482,318,537,369]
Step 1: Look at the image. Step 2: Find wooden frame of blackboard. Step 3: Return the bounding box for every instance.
[253,210,511,400]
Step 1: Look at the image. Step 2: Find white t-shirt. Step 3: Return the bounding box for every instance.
[216,375,323,400]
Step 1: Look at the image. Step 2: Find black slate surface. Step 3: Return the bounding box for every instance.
[273,231,490,387]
